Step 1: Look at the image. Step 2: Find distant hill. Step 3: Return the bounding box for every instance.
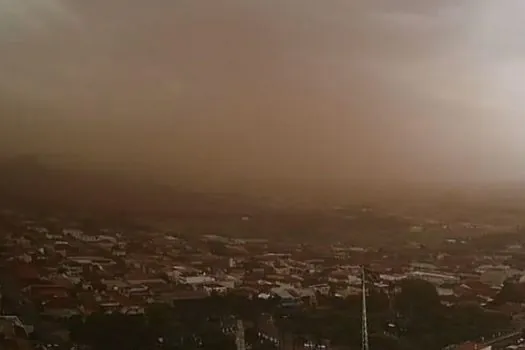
[0,154,260,217]
[0,155,412,243]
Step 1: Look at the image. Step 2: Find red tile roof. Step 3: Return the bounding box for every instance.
[12,263,40,281]
[42,297,78,310]
[456,341,484,350]
[29,284,70,299]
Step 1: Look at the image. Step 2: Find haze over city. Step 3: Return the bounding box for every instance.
[2,0,525,192]
[6,2,525,350]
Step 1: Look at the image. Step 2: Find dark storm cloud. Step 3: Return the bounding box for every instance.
[1,0,525,189]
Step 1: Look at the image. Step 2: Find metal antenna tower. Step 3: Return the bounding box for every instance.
[361,266,370,350]
[236,319,246,350]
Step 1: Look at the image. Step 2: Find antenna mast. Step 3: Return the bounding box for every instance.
[361,266,370,350]
[236,319,246,350]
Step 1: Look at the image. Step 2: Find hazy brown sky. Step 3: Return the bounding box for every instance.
[1,0,525,190]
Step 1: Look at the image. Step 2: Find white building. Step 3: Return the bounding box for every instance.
[407,271,459,286]
[180,275,215,285]
[410,262,438,271]
[479,265,522,287]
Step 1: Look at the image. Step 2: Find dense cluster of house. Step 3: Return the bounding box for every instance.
[2,215,525,349]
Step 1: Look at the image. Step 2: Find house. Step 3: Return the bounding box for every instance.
[407,271,459,286]
[309,284,330,295]
[410,262,438,271]
[455,341,490,350]
[454,280,500,302]
[101,279,130,291]
[180,275,215,286]
[12,263,40,284]
[126,278,166,286]
[68,256,116,267]
[160,290,209,303]
[480,266,522,287]
[41,297,81,319]
[0,316,32,336]
[121,306,145,315]
[0,316,33,350]
[335,286,361,298]
[270,287,300,307]
[99,301,121,314]
[26,284,70,300]
[437,287,455,297]
[123,285,150,298]
[203,283,228,295]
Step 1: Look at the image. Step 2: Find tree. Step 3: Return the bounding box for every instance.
[395,279,441,319]
[494,282,525,304]
[369,333,416,350]
[146,303,186,347]
[67,314,85,343]
[75,313,152,350]
[69,303,239,350]
[367,289,390,314]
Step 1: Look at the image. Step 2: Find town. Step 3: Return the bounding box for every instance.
[2,0,524,349]
[2,209,525,350]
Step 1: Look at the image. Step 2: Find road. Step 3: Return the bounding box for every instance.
[481,330,523,349]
